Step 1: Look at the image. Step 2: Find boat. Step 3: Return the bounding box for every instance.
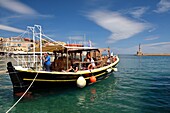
[7,46,119,93]
[6,25,119,94]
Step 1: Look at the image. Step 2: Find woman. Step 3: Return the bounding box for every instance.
[86,52,96,70]
[66,61,78,72]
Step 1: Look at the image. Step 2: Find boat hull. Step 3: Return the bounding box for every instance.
[7,57,119,94]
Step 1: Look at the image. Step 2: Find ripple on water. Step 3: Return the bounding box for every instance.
[1,55,170,113]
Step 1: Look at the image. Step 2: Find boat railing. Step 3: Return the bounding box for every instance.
[74,59,108,70]
[11,54,42,70]
[51,55,118,72]
[75,56,117,70]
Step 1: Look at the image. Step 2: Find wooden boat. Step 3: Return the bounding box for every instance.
[6,25,119,94]
[7,45,119,94]
[7,46,119,93]
[4,25,119,94]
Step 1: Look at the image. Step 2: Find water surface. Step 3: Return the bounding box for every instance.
[0,55,170,113]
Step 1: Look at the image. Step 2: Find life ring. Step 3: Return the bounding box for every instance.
[113,56,117,62]
[88,64,93,70]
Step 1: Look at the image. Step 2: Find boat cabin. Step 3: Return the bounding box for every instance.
[51,46,115,72]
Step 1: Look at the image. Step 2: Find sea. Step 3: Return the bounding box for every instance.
[0,55,170,113]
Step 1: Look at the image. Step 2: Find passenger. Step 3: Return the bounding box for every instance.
[82,58,87,69]
[42,53,46,71]
[91,57,96,67]
[86,52,91,62]
[66,61,78,72]
[85,52,91,67]
[86,52,96,69]
[112,55,117,62]
[107,57,111,64]
[43,52,51,71]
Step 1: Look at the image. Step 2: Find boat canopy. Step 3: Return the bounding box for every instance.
[53,46,100,53]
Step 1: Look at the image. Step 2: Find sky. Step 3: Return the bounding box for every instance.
[0,0,170,54]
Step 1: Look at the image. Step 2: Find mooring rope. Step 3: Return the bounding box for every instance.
[6,72,39,113]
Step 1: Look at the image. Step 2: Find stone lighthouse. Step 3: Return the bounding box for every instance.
[136,44,143,56]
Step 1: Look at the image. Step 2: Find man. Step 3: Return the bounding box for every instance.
[43,52,51,71]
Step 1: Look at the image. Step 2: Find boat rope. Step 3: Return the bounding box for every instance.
[6,72,39,113]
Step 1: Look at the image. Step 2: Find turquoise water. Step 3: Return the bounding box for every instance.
[0,55,170,113]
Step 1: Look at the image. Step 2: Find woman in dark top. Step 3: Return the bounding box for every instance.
[66,61,78,72]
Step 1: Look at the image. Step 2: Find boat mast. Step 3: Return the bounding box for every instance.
[35,25,43,68]
[27,26,36,64]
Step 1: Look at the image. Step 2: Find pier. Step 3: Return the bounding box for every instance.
[136,44,170,56]
[138,53,170,56]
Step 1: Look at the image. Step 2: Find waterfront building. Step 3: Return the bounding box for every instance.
[0,37,34,53]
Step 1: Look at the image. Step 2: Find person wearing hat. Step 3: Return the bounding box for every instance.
[43,52,51,71]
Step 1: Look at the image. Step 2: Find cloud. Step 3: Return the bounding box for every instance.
[154,0,170,13]
[0,0,54,25]
[0,24,25,33]
[148,27,157,32]
[0,0,38,15]
[87,10,150,43]
[144,36,159,41]
[116,42,170,54]
[144,42,170,47]
[140,42,170,53]
[68,36,84,41]
[127,7,149,18]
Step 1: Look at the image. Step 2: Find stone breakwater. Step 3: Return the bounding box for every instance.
[136,53,170,56]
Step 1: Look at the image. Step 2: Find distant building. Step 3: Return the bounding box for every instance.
[0,36,68,54]
[0,37,34,53]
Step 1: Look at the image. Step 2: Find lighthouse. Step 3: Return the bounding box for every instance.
[136,44,143,56]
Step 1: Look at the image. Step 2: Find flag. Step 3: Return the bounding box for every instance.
[88,40,92,47]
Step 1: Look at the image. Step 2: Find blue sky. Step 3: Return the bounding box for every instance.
[0,0,170,54]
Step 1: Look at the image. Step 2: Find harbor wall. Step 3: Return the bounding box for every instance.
[136,53,170,56]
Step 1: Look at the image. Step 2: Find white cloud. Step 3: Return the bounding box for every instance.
[148,27,157,32]
[144,36,159,41]
[140,42,170,53]
[117,42,170,54]
[127,7,149,18]
[144,42,170,47]
[0,0,38,15]
[154,0,170,13]
[87,10,150,43]
[68,36,84,41]
[0,24,25,33]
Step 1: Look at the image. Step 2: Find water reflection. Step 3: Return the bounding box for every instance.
[1,73,118,113]
[76,88,97,106]
[90,88,96,102]
[14,91,33,99]
[76,75,117,106]
[2,55,170,113]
